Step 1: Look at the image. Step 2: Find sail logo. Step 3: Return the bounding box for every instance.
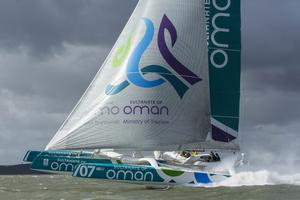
[49,161,75,172]
[205,0,232,69]
[106,15,202,98]
[74,164,155,182]
[106,169,154,182]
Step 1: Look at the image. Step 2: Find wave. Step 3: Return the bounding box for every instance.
[213,170,300,187]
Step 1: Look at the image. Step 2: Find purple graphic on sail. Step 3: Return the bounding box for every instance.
[158,15,202,85]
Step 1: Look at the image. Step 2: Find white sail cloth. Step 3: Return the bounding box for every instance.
[46,0,210,151]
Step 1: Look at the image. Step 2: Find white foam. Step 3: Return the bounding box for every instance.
[213,170,300,187]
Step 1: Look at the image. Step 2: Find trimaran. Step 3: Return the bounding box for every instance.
[23,0,242,187]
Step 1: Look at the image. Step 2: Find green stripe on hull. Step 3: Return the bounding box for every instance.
[161,169,184,177]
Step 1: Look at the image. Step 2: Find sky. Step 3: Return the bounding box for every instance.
[0,0,299,166]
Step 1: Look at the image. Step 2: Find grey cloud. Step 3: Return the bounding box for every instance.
[0,90,64,130]
[0,90,62,164]
[0,45,110,112]
[0,130,52,164]
[242,66,300,93]
[0,0,138,57]
[239,0,300,131]
[242,0,300,68]
[0,44,111,164]
[240,90,300,127]
[240,66,300,128]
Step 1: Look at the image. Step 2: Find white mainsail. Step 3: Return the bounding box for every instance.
[46,0,211,151]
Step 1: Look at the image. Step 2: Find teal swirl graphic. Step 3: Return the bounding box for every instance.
[106,15,201,98]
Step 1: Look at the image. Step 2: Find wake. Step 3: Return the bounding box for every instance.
[208,154,300,187]
[213,170,300,187]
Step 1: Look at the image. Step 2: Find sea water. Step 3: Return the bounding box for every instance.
[0,172,300,200]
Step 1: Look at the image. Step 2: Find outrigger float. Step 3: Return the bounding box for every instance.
[24,0,241,187]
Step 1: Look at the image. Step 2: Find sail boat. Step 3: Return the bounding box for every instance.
[23,0,241,187]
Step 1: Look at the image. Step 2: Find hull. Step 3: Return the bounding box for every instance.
[73,163,230,187]
[23,150,113,174]
[23,150,230,186]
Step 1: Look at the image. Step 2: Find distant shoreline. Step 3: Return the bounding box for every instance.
[0,164,52,175]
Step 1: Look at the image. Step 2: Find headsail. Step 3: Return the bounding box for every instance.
[46,0,210,151]
[205,0,241,147]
